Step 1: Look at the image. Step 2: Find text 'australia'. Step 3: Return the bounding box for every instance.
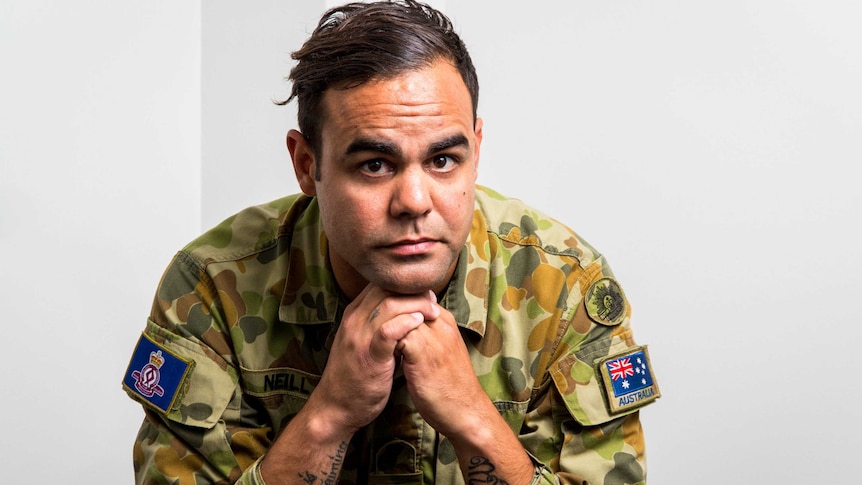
[618,387,656,407]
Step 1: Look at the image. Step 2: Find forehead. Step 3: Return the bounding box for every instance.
[319,61,474,148]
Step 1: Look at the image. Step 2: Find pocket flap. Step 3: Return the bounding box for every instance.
[550,344,660,425]
[122,320,237,429]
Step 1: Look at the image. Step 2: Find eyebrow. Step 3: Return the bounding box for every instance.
[345,134,470,159]
[345,138,401,157]
[427,134,470,156]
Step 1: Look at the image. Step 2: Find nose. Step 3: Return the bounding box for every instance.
[390,168,432,218]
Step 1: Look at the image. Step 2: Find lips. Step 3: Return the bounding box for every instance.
[383,238,439,257]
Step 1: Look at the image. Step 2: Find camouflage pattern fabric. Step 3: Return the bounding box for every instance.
[122,185,659,484]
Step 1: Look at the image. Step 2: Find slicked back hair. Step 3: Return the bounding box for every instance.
[281,1,479,169]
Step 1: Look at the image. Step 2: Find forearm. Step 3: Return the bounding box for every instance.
[446,402,536,485]
[259,397,357,484]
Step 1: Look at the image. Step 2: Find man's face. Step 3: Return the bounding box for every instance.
[291,60,482,298]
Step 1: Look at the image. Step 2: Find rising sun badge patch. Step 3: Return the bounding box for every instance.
[123,334,192,413]
[597,346,660,415]
[584,277,628,326]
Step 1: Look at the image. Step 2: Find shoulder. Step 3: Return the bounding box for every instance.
[474,186,601,267]
[180,194,313,267]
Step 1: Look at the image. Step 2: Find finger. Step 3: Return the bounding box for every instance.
[369,312,424,361]
[341,284,386,327]
[400,290,439,322]
[380,312,425,341]
[395,322,433,364]
[424,291,441,321]
[369,292,439,328]
[399,306,462,360]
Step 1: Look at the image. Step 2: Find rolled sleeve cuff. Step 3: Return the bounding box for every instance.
[525,451,558,485]
[237,456,268,485]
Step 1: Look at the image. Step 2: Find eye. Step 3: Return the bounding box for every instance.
[428,155,457,173]
[359,159,392,176]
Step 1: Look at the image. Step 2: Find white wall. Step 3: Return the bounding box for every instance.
[200,0,316,229]
[200,0,447,229]
[3,1,859,483]
[202,1,862,483]
[452,2,862,481]
[0,1,200,482]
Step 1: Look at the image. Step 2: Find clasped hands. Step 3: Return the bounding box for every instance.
[314,283,482,438]
[261,283,535,485]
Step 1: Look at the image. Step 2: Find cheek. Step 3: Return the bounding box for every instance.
[321,191,383,236]
[442,190,475,229]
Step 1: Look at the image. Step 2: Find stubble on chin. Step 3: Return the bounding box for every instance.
[364,254,459,296]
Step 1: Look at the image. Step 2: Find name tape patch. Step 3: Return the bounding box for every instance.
[243,367,319,398]
[123,334,192,412]
[597,345,660,415]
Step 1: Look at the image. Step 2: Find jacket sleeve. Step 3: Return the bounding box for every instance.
[123,252,271,484]
[520,264,658,484]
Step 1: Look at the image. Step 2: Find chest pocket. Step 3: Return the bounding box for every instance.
[369,439,423,484]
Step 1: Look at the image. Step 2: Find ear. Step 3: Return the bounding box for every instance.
[287,129,317,196]
[472,117,483,176]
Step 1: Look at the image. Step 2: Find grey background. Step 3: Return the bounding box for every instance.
[2,0,860,482]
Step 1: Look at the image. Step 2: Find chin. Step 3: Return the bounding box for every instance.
[369,268,449,296]
[374,278,440,296]
[360,255,457,295]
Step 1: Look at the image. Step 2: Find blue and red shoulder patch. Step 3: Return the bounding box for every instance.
[123,334,192,413]
[597,346,660,415]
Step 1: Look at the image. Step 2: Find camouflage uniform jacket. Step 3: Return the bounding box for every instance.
[123,186,659,484]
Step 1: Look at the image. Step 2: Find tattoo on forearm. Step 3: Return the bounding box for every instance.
[297,441,348,484]
[298,471,318,484]
[467,456,510,485]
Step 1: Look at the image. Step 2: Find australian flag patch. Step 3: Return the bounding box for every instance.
[597,346,660,415]
[123,334,192,413]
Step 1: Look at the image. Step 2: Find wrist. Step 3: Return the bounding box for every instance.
[300,392,361,443]
[260,402,356,483]
[445,409,535,485]
[443,401,504,450]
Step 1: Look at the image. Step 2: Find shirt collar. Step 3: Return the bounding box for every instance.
[279,196,490,338]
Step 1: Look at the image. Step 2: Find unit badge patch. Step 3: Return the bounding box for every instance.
[597,346,660,415]
[123,334,192,412]
[585,277,627,326]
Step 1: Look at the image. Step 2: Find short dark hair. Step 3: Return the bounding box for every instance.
[281,0,479,159]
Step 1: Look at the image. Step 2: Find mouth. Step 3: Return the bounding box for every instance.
[382,238,440,257]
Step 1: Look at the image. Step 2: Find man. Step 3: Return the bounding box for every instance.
[122,1,660,484]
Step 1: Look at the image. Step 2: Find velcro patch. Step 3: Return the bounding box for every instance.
[242,367,319,398]
[584,277,627,326]
[597,346,660,415]
[123,334,192,413]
